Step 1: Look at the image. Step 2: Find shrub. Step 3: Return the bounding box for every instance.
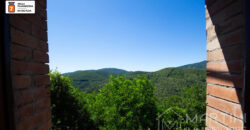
[50,71,96,130]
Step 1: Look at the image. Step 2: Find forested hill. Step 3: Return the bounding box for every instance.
[127,68,206,97]
[63,68,130,75]
[64,61,206,97]
[178,60,206,69]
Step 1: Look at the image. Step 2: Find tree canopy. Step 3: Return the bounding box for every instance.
[50,70,206,129]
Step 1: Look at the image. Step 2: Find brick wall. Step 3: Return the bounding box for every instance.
[205,0,245,129]
[8,0,52,129]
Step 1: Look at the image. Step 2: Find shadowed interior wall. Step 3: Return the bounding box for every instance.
[205,0,246,129]
[0,17,7,130]
[8,0,52,129]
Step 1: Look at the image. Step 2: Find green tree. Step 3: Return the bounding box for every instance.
[158,85,206,129]
[87,75,157,130]
[157,107,188,130]
[50,71,96,130]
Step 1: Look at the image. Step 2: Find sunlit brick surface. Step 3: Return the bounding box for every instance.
[205,0,245,129]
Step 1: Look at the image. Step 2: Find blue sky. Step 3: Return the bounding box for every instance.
[48,0,206,73]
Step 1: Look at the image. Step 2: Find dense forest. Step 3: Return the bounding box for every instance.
[51,61,207,129]
[177,60,206,69]
[64,61,206,97]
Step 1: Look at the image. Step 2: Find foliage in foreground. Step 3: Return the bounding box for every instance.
[87,76,158,129]
[66,68,206,98]
[50,71,96,130]
[50,71,206,129]
[157,85,206,129]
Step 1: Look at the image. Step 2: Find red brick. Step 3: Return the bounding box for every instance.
[35,97,51,112]
[206,116,229,130]
[22,14,40,24]
[11,28,39,48]
[11,44,32,60]
[207,85,242,103]
[22,14,47,31]
[41,20,48,31]
[207,50,223,61]
[32,110,51,128]
[34,75,50,86]
[207,45,244,61]
[32,24,48,41]
[207,29,244,51]
[15,89,34,107]
[10,16,32,33]
[207,0,235,16]
[206,106,243,129]
[206,24,216,41]
[37,0,47,9]
[206,8,210,20]
[206,73,243,88]
[12,60,33,75]
[17,104,34,121]
[33,50,49,63]
[32,63,49,75]
[10,0,50,129]
[15,76,32,89]
[37,41,48,52]
[206,96,243,119]
[17,109,51,130]
[16,119,34,130]
[41,30,48,41]
[217,14,244,35]
[33,87,50,100]
[12,61,49,75]
[37,119,52,130]
[209,1,242,25]
[32,24,42,38]
[205,0,216,6]
[207,38,221,51]
[205,0,245,129]
[220,29,244,47]
[36,2,47,20]
[207,60,243,73]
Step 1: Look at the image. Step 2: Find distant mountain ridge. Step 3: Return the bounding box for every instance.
[63,61,206,97]
[64,60,206,75]
[63,68,130,75]
[98,68,131,75]
[178,60,206,69]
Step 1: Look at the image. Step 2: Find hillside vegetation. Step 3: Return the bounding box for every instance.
[51,61,207,129]
[65,61,206,97]
[50,70,206,129]
[178,60,206,69]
